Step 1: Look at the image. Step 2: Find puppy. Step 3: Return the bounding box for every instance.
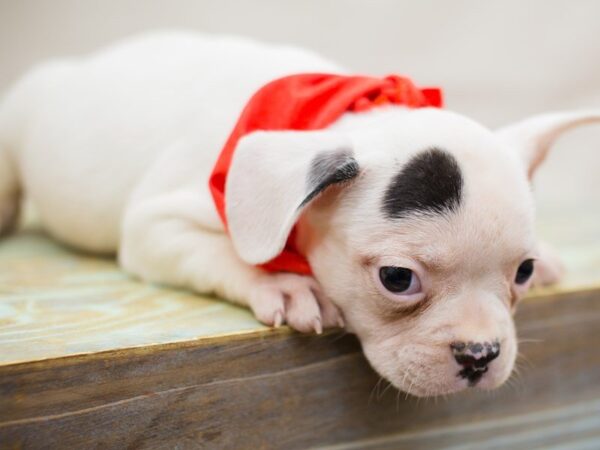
[0,32,598,396]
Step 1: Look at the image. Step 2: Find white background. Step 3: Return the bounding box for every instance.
[1,0,599,216]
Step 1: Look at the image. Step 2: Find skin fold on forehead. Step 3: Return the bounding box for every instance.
[381,148,464,219]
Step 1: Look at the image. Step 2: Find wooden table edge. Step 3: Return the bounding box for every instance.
[1,283,599,371]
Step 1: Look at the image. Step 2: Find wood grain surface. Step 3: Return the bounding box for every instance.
[0,230,267,366]
[1,288,600,449]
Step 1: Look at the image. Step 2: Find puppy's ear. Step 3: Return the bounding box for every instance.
[496,110,600,179]
[225,130,359,264]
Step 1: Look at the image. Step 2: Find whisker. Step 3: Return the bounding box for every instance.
[518,337,543,344]
[406,377,416,401]
[379,380,394,400]
[324,330,350,344]
[368,377,384,406]
[516,351,535,369]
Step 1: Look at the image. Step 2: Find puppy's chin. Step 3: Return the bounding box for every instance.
[363,341,518,398]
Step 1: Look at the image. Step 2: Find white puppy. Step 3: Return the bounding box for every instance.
[0,32,598,396]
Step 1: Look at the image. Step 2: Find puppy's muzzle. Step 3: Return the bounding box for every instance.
[451,341,500,386]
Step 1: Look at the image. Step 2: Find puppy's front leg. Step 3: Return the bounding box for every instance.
[119,190,343,333]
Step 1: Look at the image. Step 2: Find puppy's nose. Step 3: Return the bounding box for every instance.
[450,341,500,386]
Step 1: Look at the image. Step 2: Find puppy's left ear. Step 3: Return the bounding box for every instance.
[496,110,600,178]
[225,130,359,265]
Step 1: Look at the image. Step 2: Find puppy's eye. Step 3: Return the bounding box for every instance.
[379,266,421,294]
[515,259,535,284]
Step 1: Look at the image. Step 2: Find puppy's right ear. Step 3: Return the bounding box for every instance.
[496,110,600,179]
[225,130,359,265]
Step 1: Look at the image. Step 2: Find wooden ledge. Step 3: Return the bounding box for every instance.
[1,287,600,448]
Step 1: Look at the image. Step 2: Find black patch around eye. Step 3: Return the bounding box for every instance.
[382,148,463,219]
[300,149,359,208]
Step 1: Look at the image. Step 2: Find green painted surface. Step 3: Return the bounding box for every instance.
[0,229,267,365]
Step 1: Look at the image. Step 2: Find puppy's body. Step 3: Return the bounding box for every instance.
[0,32,341,250]
[1,31,598,396]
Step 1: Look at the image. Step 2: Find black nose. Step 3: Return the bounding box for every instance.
[451,341,500,386]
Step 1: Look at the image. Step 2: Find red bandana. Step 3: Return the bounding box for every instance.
[209,73,443,274]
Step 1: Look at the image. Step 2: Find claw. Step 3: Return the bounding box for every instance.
[337,316,345,328]
[313,317,323,335]
[273,310,284,328]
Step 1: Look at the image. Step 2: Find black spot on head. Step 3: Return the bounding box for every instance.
[300,149,359,208]
[382,148,463,219]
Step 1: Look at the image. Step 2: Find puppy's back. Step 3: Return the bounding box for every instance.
[0,31,342,252]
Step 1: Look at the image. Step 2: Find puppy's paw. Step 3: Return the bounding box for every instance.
[533,242,566,287]
[247,273,344,334]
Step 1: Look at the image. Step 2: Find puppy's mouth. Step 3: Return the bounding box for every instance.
[458,365,488,386]
[374,342,514,398]
[393,365,505,397]
[396,372,467,397]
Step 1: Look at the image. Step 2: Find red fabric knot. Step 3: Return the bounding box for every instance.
[350,75,436,112]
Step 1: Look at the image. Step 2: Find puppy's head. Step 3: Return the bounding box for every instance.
[226,108,600,396]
